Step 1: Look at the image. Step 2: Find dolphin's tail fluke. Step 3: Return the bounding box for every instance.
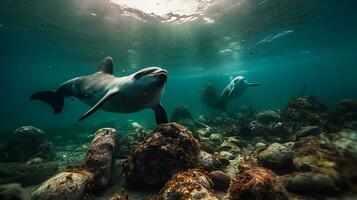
[31,91,64,114]
[247,83,262,87]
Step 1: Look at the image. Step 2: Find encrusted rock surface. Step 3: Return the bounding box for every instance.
[154,169,218,200]
[258,142,294,172]
[31,128,117,199]
[228,167,289,200]
[84,128,117,190]
[124,123,201,189]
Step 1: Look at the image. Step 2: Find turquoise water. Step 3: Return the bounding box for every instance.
[0,0,356,130]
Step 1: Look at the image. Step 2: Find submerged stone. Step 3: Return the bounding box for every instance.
[228,167,289,200]
[0,126,55,162]
[295,125,321,139]
[154,169,218,200]
[258,142,294,171]
[257,110,281,124]
[124,123,201,189]
[284,172,340,194]
[209,170,231,191]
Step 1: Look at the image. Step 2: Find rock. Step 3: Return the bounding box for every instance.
[220,140,240,153]
[201,140,217,153]
[196,151,218,170]
[170,106,193,122]
[248,121,290,139]
[293,155,317,171]
[220,151,235,160]
[333,130,357,192]
[295,125,321,139]
[32,128,117,199]
[335,99,357,122]
[217,156,230,166]
[293,136,337,172]
[333,130,357,159]
[281,96,331,131]
[0,162,58,186]
[83,128,117,190]
[209,133,223,144]
[0,126,55,162]
[109,194,129,200]
[0,183,28,200]
[258,143,294,171]
[256,142,266,148]
[31,170,94,200]
[124,123,201,189]
[284,172,340,194]
[228,167,288,200]
[257,110,281,124]
[154,169,219,200]
[209,171,231,191]
[227,137,239,145]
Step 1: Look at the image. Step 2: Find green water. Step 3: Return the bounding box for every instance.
[0,0,356,130]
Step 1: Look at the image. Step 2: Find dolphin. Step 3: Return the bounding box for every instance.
[217,76,261,109]
[30,57,168,124]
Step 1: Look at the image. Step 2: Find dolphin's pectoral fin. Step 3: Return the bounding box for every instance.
[153,104,168,125]
[247,83,262,87]
[79,87,119,121]
[98,57,114,74]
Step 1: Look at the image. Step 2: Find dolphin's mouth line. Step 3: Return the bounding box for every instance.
[154,70,168,76]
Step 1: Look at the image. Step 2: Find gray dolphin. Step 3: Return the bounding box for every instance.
[217,76,261,109]
[31,57,168,124]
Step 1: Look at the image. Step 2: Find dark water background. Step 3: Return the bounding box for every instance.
[0,0,356,132]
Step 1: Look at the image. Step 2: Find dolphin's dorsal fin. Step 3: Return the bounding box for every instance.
[98,57,114,74]
[79,87,119,121]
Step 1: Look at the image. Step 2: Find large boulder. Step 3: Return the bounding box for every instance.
[281,96,332,131]
[154,169,218,200]
[286,136,344,194]
[124,123,201,189]
[228,167,289,200]
[0,126,55,162]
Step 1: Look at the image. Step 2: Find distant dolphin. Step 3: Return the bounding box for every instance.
[31,57,168,124]
[217,76,261,109]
